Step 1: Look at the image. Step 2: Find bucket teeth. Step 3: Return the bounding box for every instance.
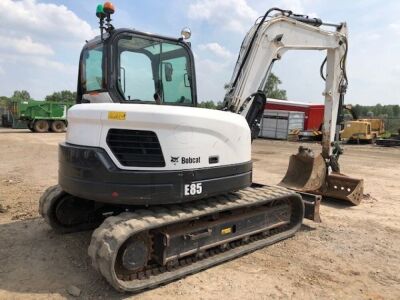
[318,173,364,205]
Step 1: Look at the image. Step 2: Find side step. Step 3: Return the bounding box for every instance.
[88,185,304,292]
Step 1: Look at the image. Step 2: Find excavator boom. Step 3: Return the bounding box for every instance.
[223,10,363,204]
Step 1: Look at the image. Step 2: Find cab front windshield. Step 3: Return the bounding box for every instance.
[117,34,193,105]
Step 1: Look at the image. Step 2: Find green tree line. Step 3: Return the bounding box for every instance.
[351,104,400,118]
[198,72,287,109]
[198,73,399,119]
[0,90,76,105]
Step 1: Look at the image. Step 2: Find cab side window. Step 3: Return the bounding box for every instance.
[83,45,103,92]
[162,56,192,104]
[120,51,155,101]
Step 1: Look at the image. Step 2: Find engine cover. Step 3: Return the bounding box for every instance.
[60,103,252,205]
[66,103,251,171]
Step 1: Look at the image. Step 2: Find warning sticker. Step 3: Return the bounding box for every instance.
[108,111,126,120]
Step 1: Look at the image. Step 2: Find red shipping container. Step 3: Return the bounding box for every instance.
[265,99,324,131]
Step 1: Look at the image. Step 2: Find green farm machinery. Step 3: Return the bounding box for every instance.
[1,99,74,132]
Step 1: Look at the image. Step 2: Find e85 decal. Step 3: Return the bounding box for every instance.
[184,183,202,196]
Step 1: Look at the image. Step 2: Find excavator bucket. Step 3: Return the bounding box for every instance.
[279,147,364,205]
[279,147,327,192]
[319,173,364,205]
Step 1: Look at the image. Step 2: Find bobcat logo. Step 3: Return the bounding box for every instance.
[170,156,179,165]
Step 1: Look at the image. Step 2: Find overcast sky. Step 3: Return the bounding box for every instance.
[0,0,399,105]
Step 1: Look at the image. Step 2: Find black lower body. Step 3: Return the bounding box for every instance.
[151,201,292,266]
[88,185,305,292]
[58,142,252,206]
[40,184,305,292]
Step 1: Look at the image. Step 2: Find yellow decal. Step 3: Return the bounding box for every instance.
[108,111,126,120]
[221,227,232,235]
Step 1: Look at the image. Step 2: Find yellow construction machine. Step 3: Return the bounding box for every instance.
[341,118,385,143]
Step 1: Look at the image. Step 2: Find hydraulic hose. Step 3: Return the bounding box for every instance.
[231,8,292,88]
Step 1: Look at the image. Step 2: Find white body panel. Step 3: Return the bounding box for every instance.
[67,103,251,171]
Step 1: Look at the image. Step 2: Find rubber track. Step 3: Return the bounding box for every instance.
[39,184,103,233]
[39,185,66,232]
[88,185,304,292]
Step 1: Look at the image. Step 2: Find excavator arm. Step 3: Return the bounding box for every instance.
[223,10,347,157]
[223,10,363,205]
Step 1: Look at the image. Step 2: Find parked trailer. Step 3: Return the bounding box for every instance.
[1,99,74,132]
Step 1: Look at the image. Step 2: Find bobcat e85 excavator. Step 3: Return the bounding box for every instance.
[39,3,363,292]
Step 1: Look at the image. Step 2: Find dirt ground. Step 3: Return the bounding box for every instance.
[0,128,399,300]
